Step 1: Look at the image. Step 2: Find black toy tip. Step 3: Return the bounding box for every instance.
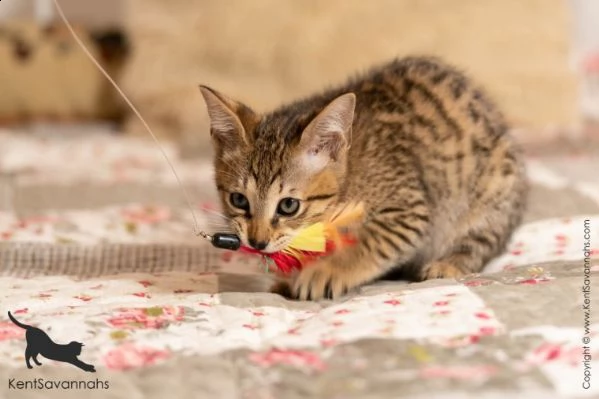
[211,233,241,251]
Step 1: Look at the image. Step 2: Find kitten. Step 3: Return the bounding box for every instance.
[8,312,96,372]
[200,56,527,300]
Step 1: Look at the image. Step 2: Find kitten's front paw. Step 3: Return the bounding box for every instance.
[293,259,362,301]
[422,261,466,280]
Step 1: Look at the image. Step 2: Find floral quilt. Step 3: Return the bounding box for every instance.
[0,204,597,399]
[0,130,598,399]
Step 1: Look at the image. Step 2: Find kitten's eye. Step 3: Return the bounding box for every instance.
[277,197,300,216]
[230,192,249,211]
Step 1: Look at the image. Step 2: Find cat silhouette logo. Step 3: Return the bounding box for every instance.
[8,311,96,372]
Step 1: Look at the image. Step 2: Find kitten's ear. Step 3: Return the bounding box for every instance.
[298,93,355,168]
[199,85,254,148]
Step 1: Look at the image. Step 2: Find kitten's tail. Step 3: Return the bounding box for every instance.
[7,312,31,330]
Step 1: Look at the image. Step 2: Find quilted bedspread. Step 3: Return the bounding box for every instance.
[0,129,598,399]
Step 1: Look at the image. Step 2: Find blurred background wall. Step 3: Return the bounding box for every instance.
[0,0,123,28]
[0,0,127,124]
[123,0,576,142]
[2,0,598,153]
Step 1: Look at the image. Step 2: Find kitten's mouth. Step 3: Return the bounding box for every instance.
[241,237,291,254]
[238,237,279,254]
[257,241,287,254]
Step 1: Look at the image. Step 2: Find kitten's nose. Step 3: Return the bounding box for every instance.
[248,238,268,251]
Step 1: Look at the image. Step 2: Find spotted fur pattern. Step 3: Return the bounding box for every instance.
[200,56,528,300]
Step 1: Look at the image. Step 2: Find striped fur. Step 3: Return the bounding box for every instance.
[200,56,528,300]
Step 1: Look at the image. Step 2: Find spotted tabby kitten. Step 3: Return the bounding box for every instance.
[199,56,527,301]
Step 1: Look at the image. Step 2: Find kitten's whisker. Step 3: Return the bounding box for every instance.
[200,220,231,227]
[200,208,230,220]
[52,0,208,239]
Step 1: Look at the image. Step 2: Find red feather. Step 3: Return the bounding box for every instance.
[240,233,357,274]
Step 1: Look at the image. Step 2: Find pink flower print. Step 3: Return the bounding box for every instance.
[555,234,568,248]
[527,343,585,367]
[436,335,479,348]
[526,343,562,365]
[13,221,27,229]
[0,321,25,341]
[74,295,93,302]
[468,335,480,344]
[13,308,28,315]
[510,249,523,256]
[433,301,449,307]
[251,311,265,317]
[103,344,171,370]
[518,277,552,285]
[121,205,171,225]
[478,326,497,336]
[132,292,148,298]
[334,309,350,314]
[107,306,184,330]
[463,279,494,287]
[138,280,153,288]
[1,231,13,240]
[582,51,599,73]
[287,327,300,335]
[249,349,326,371]
[475,312,491,320]
[243,324,258,330]
[436,326,498,348]
[384,299,402,306]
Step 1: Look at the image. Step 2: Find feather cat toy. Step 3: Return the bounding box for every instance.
[201,201,363,274]
[236,202,364,273]
[51,0,363,274]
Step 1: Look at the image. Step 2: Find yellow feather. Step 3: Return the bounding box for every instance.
[287,222,327,252]
[285,202,365,254]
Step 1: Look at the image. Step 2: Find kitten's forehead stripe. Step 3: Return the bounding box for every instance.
[269,167,282,186]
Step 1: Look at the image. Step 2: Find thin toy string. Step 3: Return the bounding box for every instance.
[53,0,365,274]
[51,0,207,240]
